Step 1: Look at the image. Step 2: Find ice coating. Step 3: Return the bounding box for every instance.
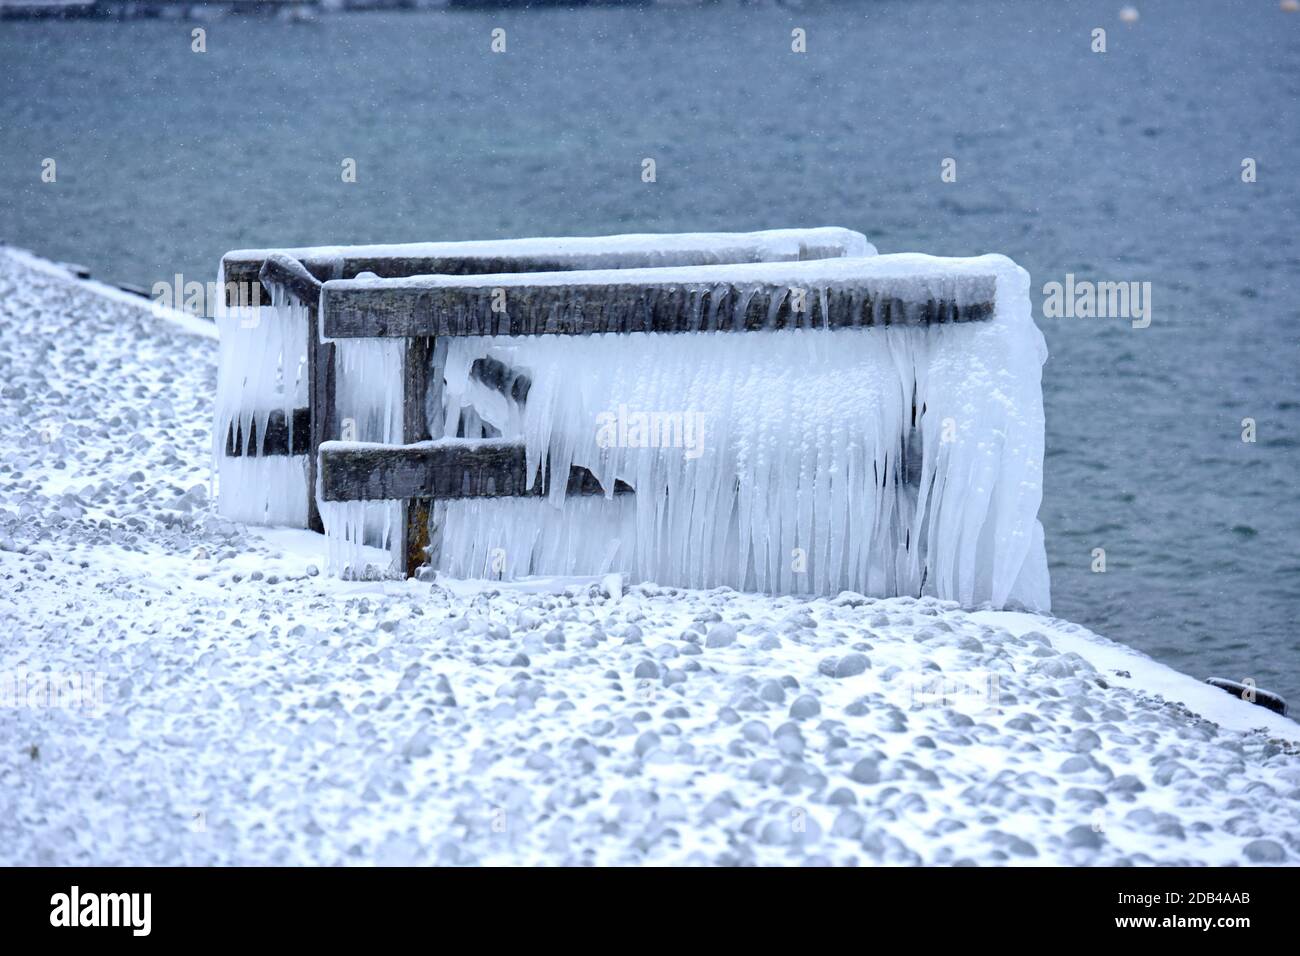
[320,254,1000,338]
[431,254,1050,611]
[224,227,874,275]
[328,251,997,296]
[212,277,309,526]
[318,337,404,576]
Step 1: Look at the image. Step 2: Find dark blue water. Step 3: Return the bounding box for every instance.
[3,0,1298,699]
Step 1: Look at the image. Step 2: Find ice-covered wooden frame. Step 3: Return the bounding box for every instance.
[215,229,871,535]
[216,239,1051,612]
[311,255,1001,578]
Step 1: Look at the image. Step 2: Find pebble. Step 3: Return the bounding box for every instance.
[633,660,660,679]
[1242,839,1286,863]
[1069,729,1102,753]
[850,758,881,784]
[1065,825,1104,850]
[705,623,737,648]
[833,653,870,678]
[832,810,864,838]
[789,695,820,719]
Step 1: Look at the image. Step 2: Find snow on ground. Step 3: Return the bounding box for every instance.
[1,247,1298,866]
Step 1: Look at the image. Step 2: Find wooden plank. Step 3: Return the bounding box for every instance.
[320,278,997,338]
[260,253,324,309]
[224,407,311,458]
[318,440,634,503]
[1204,678,1289,717]
[226,254,610,307]
[221,229,868,306]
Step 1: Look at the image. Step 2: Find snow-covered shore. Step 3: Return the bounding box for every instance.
[1,247,1297,866]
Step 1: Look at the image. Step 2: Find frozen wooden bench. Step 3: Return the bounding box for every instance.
[312,257,999,577]
[215,229,872,532]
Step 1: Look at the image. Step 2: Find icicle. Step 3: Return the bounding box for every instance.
[317,337,405,574]
[212,269,309,527]
[424,254,1049,611]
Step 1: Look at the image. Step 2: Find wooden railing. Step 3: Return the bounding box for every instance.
[311,267,996,577]
[216,231,1005,579]
[218,230,871,534]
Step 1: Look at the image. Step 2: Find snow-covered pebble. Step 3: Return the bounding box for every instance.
[705,623,737,648]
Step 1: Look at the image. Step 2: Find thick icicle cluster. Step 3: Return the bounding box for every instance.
[318,338,404,576]
[211,259,403,572]
[433,254,1050,611]
[212,280,309,527]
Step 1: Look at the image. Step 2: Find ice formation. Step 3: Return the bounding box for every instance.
[216,235,1049,608]
[319,336,405,575]
[215,228,870,541]
[430,254,1050,611]
[212,278,309,527]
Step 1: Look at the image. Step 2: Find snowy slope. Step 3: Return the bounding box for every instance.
[0,248,1296,866]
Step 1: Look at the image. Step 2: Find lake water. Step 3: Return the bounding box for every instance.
[3,0,1298,701]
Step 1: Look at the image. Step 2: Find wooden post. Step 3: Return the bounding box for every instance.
[400,337,435,576]
[305,309,334,533]
[424,338,448,573]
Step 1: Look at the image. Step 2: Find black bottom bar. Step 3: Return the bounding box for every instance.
[0,867,1289,944]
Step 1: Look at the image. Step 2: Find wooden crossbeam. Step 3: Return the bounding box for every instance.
[318,440,634,503]
[259,253,323,307]
[222,229,868,306]
[320,277,997,338]
[226,253,611,306]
